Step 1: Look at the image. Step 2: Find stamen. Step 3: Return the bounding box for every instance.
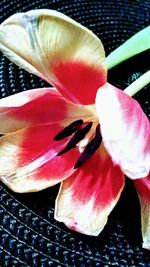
[54,119,83,140]
[96,123,101,135]
[57,122,93,156]
[74,124,102,169]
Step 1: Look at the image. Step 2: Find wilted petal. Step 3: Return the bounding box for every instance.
[0,9,107,104]
[55,145,124,235]
[134,174,150,250]
[96,83,150,179]
[0,123,81,193]
[0,88,92,133]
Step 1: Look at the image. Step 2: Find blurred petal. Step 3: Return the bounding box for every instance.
[55,145,124,235]
[96,83,150,179]
[0,88,92,133]
[134,174,150,250]
[0,9,107,104]
[0,123,81,193]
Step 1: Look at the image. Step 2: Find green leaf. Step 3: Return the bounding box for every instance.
[106,26,150,70]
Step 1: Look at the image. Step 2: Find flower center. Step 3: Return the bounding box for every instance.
[54,119,102,168]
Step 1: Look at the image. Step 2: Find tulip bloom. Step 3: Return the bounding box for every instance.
[0,10,149,249]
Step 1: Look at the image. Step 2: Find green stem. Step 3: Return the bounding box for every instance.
[106,26,150,70]
[124,70,150,96]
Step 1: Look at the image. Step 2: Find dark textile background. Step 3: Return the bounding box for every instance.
[0,0,150,266]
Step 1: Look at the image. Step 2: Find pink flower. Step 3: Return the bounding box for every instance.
[0,10,149,248]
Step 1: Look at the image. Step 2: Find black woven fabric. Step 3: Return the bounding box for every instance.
[0,0,150,266]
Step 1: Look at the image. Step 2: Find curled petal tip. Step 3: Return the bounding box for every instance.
[1,176,11,186]
[142,243,150,250]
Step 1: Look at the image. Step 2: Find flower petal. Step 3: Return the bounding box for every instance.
[96,83,150,179]
[0,123,81,193]
[0,9,107,104]
[134,174,150,250]
[55,145,124,235]
[0,88,92,133]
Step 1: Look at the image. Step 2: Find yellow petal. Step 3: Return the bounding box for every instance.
[55,147,125,235]
[134,176,150,249]
[0,9,106,104]
[0,123,81,193]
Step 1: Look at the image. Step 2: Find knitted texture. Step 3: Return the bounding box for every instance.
[0,0,150,266]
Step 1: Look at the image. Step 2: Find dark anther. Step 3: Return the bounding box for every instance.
[74,124,102,169]
[67,122,93,148]
[54,119,83,140]
[96,123,101,135]
[57,122,93,156]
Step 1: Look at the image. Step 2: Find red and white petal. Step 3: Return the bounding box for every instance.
[96,83,150,179]
[0,87,92,133]
[0,123,81,193]
[0,9,107,104]
[55,145,125,235]
[134,174,150,250]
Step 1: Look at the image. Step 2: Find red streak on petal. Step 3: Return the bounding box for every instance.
[96,84,150,179]
[18,124,65,166]
[17,124,80,181]
[65,147,124,208]
[7,91,68,124]
[35,148,80,181]
[52,61,106,104]
[113,87,150,154]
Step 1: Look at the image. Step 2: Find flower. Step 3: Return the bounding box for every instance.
[0,9,149,248]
